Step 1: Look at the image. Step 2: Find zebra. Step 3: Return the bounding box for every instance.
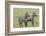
[18,12,37,27]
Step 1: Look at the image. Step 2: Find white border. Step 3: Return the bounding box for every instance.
[10,5,42,32]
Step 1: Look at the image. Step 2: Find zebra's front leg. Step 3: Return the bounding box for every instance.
[32,20,34,27]
[21,23,23,27]
[25,22,27,27]
[19,23,21,27]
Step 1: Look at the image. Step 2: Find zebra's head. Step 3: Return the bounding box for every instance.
[25,12,31,21]
[25,12,37,21]
[25,12,30,18]
[32,12,37,17]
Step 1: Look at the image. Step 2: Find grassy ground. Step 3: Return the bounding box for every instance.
[13,8,39,28]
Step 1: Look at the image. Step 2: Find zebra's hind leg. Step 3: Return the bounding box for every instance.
[19,23,23,27]
[25,22,27,27]
[19,23,21,27]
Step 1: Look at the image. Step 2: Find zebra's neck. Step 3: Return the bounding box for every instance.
[32,14,34,19]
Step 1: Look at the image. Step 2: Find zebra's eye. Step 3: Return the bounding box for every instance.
[28,15,30,17]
